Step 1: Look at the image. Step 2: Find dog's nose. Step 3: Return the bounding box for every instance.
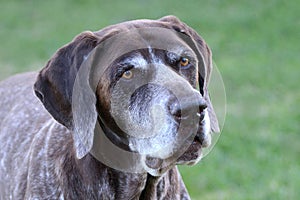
[169,96,207,121]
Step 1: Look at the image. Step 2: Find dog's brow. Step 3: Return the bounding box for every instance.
[120,53,148,69]
[148,47,163,65]
[171,47,194,57]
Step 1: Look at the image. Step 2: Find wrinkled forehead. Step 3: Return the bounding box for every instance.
[88,27,197,88]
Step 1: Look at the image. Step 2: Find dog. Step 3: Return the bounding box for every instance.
[0,16,219,199]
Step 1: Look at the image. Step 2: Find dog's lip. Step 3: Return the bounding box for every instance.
[176,139,202,165]
[193,135,201,144]
[191,138,202,149]
[183,137,203,154]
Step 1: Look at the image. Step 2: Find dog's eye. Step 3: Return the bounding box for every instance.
[179,57,189,67]
[122,70,134,79]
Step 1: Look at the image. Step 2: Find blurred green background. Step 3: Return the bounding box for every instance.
[0,0,299,199]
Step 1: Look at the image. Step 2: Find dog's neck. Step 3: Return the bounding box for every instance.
[56,152,141,199]
[58,151,187,199]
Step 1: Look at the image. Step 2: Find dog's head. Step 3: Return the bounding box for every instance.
[34,16,219,175]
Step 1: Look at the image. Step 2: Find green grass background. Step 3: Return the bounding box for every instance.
[0,0,299,199]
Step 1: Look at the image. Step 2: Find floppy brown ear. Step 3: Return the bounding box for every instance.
[34,31,99,129]
[34,31,102,159]
[160,15,220,132]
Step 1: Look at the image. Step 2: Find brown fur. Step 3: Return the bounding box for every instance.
[0,16,218,199]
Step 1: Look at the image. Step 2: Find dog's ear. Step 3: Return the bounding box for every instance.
[160,16,220,132]
[34,31,100,158]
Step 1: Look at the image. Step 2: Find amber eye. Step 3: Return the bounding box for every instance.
[122,70,133,79]
[179,57,189,67]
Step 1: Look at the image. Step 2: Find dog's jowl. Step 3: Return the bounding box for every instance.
[0,16,219,200]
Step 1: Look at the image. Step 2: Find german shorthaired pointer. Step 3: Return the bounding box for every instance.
[0,16,219,199]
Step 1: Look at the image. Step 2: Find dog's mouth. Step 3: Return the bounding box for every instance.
[174,108,211,165]
[94,102,211,177]
[143,109,211,176]
[176,136,205,165]
[144,134,210,176]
